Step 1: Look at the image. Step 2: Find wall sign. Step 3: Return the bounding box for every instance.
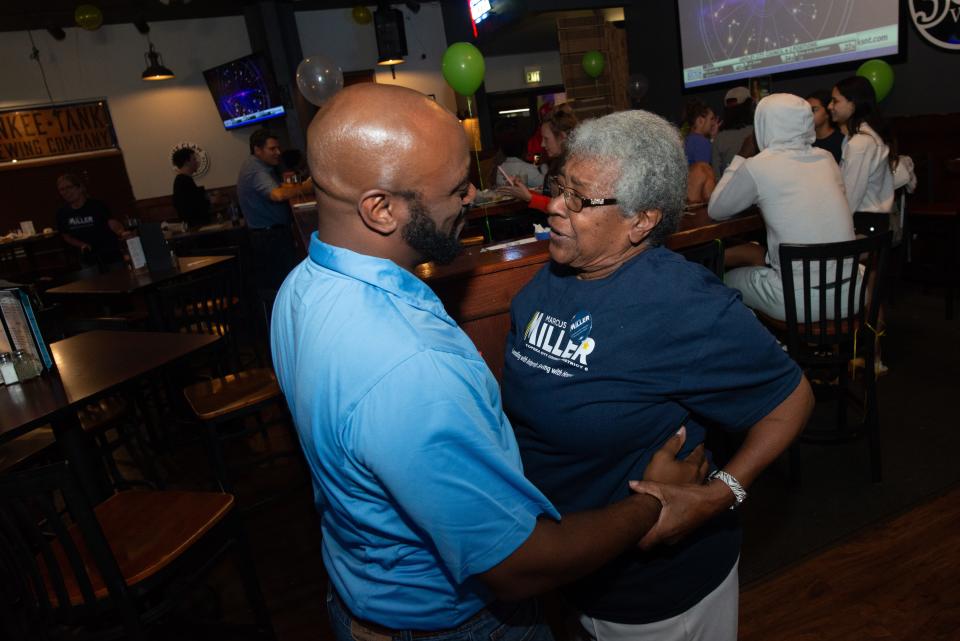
[910,0,960,51]
[0,100,118,164]
[169,141,210,178]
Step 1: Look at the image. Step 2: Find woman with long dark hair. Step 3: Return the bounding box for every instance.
[829,76,894,213]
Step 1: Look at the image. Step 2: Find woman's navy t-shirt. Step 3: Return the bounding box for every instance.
[502,246,801,623]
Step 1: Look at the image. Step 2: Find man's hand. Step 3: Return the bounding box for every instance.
[643,426,709,485]
[628,479,732,550]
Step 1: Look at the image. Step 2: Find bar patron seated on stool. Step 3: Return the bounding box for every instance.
[708,93,856,322]
[237,128,314,294]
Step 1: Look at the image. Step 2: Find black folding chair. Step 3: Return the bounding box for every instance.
[765,232,892,482]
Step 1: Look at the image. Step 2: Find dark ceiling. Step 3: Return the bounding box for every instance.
[2,1,594,58]
[0,0,358,32]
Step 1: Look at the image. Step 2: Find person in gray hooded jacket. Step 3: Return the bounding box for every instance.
[708,93,856,321]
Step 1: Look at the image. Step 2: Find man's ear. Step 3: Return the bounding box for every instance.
[628,209,662,245]
[358,190,400,235]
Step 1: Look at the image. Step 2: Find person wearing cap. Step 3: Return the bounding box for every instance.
[712,87,755,176]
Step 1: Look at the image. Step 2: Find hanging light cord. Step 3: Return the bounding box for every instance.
[27,30,55,103]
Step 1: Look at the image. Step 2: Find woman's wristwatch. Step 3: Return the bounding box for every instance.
[709,470,747,509]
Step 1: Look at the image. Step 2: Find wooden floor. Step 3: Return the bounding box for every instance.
[739,484,960,641]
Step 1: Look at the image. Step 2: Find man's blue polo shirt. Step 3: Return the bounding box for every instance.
[271,233,559,629]
[236,156,290,229]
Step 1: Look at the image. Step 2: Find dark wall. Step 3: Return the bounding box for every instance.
[626,0,960,123]
[0,153,136,234]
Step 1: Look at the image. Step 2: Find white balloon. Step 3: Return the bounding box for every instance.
[296,56,344,107]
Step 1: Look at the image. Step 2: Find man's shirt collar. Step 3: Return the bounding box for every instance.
[308,232,454,326]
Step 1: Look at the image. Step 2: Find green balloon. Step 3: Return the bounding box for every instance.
[582,50,605,79]
[856,59,894,101]
[442,42,485,97]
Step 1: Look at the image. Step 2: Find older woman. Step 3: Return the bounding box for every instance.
[502,110,813,641]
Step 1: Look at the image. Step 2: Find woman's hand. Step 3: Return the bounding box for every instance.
[496,176,533,203]
[643,426,709,485]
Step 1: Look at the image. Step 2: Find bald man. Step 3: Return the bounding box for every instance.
[270,85,698,639]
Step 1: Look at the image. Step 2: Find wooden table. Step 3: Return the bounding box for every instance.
[45,255,235,328]
[0,231,70,280]
[0,330,220,502]
[418,208,763,379]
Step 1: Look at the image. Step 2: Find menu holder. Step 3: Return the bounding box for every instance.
[0,288,53,371]
[139,222,176,272]
[126,236,147,270]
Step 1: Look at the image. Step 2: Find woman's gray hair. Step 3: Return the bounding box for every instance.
[566,110,687,246]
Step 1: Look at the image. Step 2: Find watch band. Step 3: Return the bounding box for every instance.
[709,470,747,508]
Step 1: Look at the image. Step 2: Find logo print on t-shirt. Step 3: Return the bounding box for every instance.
[520,310,595,371]
[68,215,94,228]
[569,311,592,344]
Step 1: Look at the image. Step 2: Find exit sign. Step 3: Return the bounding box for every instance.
[524,66,542,84]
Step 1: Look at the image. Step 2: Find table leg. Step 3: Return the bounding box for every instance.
[50,410,113,504]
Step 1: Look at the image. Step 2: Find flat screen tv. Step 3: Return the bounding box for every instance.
[677,0,900,88]
[203,53,285,130]
[470,0,526,40]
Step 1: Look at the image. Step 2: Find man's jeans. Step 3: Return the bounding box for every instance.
[327,587,555,641]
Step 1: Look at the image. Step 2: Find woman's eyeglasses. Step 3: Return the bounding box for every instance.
[547,176,618,213]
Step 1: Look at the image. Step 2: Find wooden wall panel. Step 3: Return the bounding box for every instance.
[0,150,135,234]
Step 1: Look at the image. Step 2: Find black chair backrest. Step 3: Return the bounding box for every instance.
[779,232,892,357]
[0,461,134,626]
[678,239,725,279]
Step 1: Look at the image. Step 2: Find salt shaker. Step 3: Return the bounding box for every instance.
[0,352,19,385]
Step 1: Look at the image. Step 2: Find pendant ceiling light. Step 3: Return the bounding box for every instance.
[142,39,175,81]
[374,6,408,69]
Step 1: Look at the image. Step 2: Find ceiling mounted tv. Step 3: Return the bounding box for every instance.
[677,0,900,89]
[203,53,286,130]
[470,0,526,40]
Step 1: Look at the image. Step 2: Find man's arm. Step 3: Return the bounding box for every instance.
[633,376,814,549]
[479,427,706,601]
[478,492,661,601]
[269,178,314,202]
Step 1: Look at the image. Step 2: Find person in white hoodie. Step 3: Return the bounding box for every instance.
[708,93,856,321]
[828,75,895,215]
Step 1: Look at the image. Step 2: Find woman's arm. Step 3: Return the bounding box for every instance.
[632,376,814,549]
[841,135,874,213]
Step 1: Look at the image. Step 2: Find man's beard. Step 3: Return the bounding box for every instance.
[401,197,464,265]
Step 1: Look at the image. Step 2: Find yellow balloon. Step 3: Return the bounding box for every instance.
[352,6,372,25]
[75,4,103,31]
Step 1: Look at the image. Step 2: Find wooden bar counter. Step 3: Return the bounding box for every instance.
[418,206,762,379]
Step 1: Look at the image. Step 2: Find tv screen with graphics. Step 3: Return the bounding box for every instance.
[677,0,899,88]
[203,53,286,130]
